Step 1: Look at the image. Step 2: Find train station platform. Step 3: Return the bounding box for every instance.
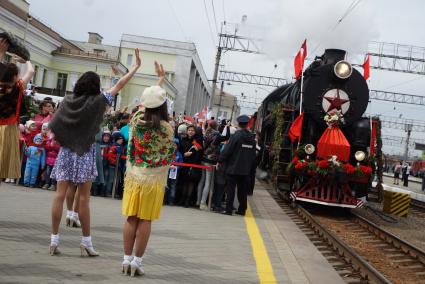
[0,182,344,284]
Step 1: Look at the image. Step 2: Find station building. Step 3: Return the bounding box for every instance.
[0,0,212,115]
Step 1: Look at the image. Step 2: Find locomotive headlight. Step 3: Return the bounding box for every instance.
[304,144,315,155]
[355,151,366,162]
[334,60,353,79]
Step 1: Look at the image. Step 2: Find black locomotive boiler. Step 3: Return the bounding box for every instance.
[255,49,373,208]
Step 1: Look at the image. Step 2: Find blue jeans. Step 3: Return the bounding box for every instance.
[106,166,121,195]
[24,162,40,186]
[45,165,55,186]
[166,178,177,204]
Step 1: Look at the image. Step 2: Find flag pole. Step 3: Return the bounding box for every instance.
[299,68,304,115]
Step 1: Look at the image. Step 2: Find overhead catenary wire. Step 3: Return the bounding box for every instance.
[167,0,187,40]
[222,0,226,23]
[210,0,219,35]
[203,0,217,46]
[310,0,362,56]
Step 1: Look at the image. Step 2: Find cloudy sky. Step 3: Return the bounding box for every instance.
[28,0,425,156]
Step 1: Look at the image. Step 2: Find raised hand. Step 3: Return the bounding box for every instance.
[13,55,26,64]
[155,61,165,86]
[134,48,141,68]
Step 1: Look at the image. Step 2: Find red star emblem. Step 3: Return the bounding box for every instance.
[325,89,349,112]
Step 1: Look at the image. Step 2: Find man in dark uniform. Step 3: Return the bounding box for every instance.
[218,115,256,216]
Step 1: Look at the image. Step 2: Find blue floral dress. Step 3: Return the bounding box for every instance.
[51,92,113,183]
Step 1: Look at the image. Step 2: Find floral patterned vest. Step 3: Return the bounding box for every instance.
[127,109,175,169]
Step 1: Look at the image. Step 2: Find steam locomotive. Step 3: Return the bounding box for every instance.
[255,49,373,208]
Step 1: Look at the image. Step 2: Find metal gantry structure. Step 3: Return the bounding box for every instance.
[219,70,287,87]
[382,135,425,147]
[370,114,425,132]
[368,41,425,76]
[218,33,261,54]
[369,90,425,106]
[209,30,263,110]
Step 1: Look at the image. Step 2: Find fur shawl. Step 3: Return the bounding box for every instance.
[49,93,109,155]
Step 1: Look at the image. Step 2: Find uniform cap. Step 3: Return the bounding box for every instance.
[236,115,250,124]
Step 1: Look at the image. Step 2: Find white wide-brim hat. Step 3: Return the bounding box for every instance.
[140,86,166,109]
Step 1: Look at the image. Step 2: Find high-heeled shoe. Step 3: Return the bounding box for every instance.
[122,259,132,275]
[80,243,99,257]
[130,259,144,277]
[70,216,81,228]
[49,244,60,256]
[66,216,71,227]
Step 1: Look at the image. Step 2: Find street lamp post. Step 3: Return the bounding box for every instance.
[403,123,413,161]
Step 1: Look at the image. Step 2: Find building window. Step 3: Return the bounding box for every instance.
[217,111,222,117]
[33,65,39,85]
[223,111,228,118]
[56,73,68,96]
[126,54,133,66]
[42,69,47,87]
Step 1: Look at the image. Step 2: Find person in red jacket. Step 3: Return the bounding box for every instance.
[34,100,54,130]
[42,137,60,190]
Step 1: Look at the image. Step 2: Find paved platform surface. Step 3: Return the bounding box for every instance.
[382,176,425,202]
[0,182,344,284]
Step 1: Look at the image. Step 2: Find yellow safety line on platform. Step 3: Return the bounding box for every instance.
[245,204,277,284]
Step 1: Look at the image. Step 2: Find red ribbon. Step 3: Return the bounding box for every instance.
[171,162,214,171]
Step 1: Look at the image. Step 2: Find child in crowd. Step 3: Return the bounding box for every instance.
[43,137,60,190]
[22,120,38,146]
[165,138,183,205]
[106,132,126,197]
[24,134,46,187]
[40,122,49,143]
[100,131,112,196]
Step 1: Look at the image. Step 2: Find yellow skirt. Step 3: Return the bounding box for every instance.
[122,164,170,221]
[0,124,21,179]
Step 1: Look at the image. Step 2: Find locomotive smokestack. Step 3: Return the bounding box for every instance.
[322,49,346,65]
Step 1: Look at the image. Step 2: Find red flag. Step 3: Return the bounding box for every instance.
[362,54,370,80]
[289,112,304,142]
[247,116,255,129]
[183,115,195,123]
[294,39,307,80]
[198,106,208,119]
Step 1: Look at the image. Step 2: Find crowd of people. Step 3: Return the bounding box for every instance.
[0,34,257,277]
[392,161,412,187]
[1,85,257,212]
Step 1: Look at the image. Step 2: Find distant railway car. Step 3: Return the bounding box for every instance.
[256,49,375,208]
[412,160,425,177]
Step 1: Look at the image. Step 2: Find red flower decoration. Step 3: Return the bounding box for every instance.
[135,158,143,164]
[342,163,355,175]
[291,156,299,164]
[162,159,168,165]
[148,160,153,165]
[144,132,151,141]
[317,160,329,169]
[294,161,308,170]
[359,165,372,175]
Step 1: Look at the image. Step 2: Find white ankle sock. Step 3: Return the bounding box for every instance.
[133,256,143,265]
[51,234,59,246]
[67,210,72,217]
[123,255,133,261]
[81,236,92,246]
[73,212,79,219]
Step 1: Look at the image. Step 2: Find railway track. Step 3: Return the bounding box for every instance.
[410,199,425,218]
[269,188,425,284]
